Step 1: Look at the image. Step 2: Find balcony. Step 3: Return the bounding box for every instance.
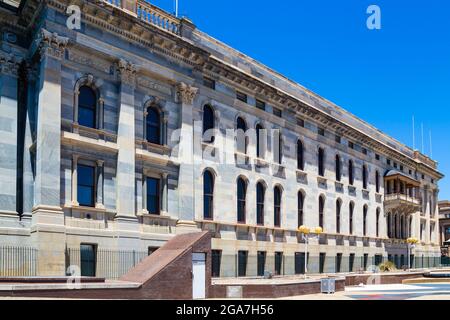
[103,0,181,35]
[384,170,421,215]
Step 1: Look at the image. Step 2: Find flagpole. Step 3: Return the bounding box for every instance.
[175,0,179,17]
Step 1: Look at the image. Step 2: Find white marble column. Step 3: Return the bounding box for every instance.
[175,82,199,232]
[115,59,137,220]
[0,52,21,223]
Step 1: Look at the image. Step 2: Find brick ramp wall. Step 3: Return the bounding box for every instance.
[345,272,425,286]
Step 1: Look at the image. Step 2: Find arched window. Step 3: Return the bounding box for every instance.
[400,215,405,239]
[236,117,248,154]
[256,124,265,158]
[349,202,354,235]
[363,165,368,189]
[203,170,214,220]
[256,182,265,225]
[146,107,161,145]
[348,160,354,185]
[375,171,380,193]
[298,191,304,228]
[335,155,341,182]
[319,195,325,229]
[237,177,247,223]
[78,86,97,128]
[363,205,368,236]
[376,208,380,237]
[274,186,282,227]
[318,148,325,177]
[203,105,215,143]
[394,214,398,239]
[336,199,342,234]
[274,130,283,165]
[297,140,304,171]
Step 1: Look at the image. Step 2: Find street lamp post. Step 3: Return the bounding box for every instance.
[298,226,323,279]
[407,238,419,272]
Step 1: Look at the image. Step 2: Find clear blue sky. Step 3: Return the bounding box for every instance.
[152,0,450,199]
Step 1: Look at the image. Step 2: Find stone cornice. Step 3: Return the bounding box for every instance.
[27,0,442,179]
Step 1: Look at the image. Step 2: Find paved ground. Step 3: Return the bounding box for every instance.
[284,283,450,300]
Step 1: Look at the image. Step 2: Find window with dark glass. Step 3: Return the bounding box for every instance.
[387,214,392,238]
[363,206,368,236]
[362,165,368,189]
[256,124,265,158]
[297,140,304,171]
[236,117,247,154]
[348,141,354,149]
[203,170,214,220]
[349,253,355,272]
[238,251,248,277]
[274,186,282,227]
[295,252,307,275]
[362,148,368,155]
[203,77,215,90]
[375,154,380,161]
[297,118,305,127]
[211,250,222,277]
[146,177,160,215]
[146,107,161,145]
[203,105,215,143]
[273,108,282,118]
[336,200,341,234]
[335,155,341,181]
[237,178,247,223]
[298,191,304,228]
[78,86,96,128]
[274,130,283,165]
[77,164,95,207]
[236,91,247,103]
[318,148,325,177]
[80,244,96,277]
[318,127,325,136]
[348,160,354,185]
[375,171,380,193]
[336,253,343,273]
[335,135,341,143]
[256,99,266,111]
[274,252,283,276]
[349,202,354,235]
[257,251,266,276]
[319,196,325,229]
[376,208,380,237]
[319,253,326,274]
[256,182,265,225]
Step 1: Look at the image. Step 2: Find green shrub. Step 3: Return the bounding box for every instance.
[378,261,396,272]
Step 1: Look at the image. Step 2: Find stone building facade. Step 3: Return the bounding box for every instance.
[0,0,444,277]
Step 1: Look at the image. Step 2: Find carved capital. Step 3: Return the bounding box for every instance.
[0,52,22,77]
[176,82,198,105]
[116,59,137,86]
[37,29,69,60]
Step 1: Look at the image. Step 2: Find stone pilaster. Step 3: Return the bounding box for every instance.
[96,160,105,209]
[0,52,21,224]
[115,59,137,221]
[175,82,200,233]
[31,29,68,276]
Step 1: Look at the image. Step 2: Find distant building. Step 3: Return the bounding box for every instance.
[0,0,444,277]
[439,201,450,255]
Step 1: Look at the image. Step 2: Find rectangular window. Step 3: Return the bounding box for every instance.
[362,148,368,155]
[295,252,307,275]
[387,159,391,165]
[275,252,283,276]
[375,154,380,161]
[374,254,383,266]
[203,77,215,90]
[335,135,341,143]
[80,244,97,277]
[146,177,160,215]
[211,250,222,278]
[400,165,404,171]
[349,254,355,272]
[256,99,266,111]
[319,253,326,274]
[348,141,354,149]
[273,108,282,118]
[238,251,248,277]
[363,254,369,271]
[236,91,247,103]
[318,127,325,136]
[336,253,343,273]
[394,162,398,168]
[257,251,266,276]
[297,118,305,127]
[77,164,95,207]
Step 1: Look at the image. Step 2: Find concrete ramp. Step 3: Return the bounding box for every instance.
[120,231,211,299]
